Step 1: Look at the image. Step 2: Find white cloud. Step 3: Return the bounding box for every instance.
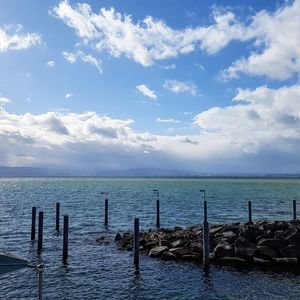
[136,84,157,100]
[221,0,300,80]
[161,64,176,70]
[53,1,299,81]
[0,97,11,105]
[1,85,300,173]
[62,50,102,73]
[51,1,250,66]
[62,51,77,63]
[0,25,41,53]
[164,80,197,95]
[156,118,180,124]
[65,93,73,99]
[46,60,56,67]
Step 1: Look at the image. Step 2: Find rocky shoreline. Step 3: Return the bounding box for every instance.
[115,220,300,270]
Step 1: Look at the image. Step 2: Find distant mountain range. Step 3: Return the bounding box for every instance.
[1,166,300,178]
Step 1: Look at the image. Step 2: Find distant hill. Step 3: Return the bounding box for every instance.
[1,166,300,178]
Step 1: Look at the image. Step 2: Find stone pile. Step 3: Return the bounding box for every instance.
[115,220,300,268]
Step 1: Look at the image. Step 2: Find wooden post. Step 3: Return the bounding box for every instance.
[104,198,108,227]
[55,203,60,231]
[37,212,43,253]
[134,218,140,271]
[156,199,160,228]
[31,207,36,241]
[203,200,209,269]
[248,201,252,223]
[153,189,160,228]
[63,215,69,261]
[293,200,297,220]
[37,264,44,300]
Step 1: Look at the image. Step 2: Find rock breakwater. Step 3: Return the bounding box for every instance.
[115,220,300,269]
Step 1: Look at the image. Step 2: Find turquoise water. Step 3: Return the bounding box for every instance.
[0,177,300,299]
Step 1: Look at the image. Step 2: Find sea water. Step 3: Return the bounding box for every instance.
[0,177,300,299]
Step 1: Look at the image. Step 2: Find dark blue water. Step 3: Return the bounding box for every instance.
[0,177,300,299]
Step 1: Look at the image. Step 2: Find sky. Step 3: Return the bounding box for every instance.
[0,0,299,174]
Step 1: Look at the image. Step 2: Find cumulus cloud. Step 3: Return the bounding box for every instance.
[164,80,197,95]
[46,60,56,67]
[0,25,41,53]
[221,0,300,80]
[136,84,157,100]
[0,96,11,105]
[52,1,299,81]
[1,85,300,173]
[51,1,250,66]
[62,50,102,73]
[156,118,180,124]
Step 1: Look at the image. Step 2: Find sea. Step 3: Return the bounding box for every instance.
[0,177,300,299]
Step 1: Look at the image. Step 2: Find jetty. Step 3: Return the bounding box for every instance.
[115,220,300,269]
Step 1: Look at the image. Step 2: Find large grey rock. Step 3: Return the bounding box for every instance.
[214,244,234,259]
[169,247,190,257]
[219,257,247,265]
[181,254,199,261]
[222,231,236,239]
[257,238,287,248]
[149,246,168,257]
[210,226,223,234]
[253,257,271,265]
[171,240,185,248]
[286,231,300,245]
[279,245,300,258]
[258,246,279,259]
[190,243,203,254]
[161,251,177,261]
[235,238,257,259]
[275,257,298,264]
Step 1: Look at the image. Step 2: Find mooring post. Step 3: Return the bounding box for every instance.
[37,211,44,253]
[153,189,160,228]
[293,200,297,220]
[248,201,252,223]
[134,218,140,271]
[200,189,209,269]
[101,192,109,227]
[63,215,69,261]
[37,264,44,300]
[55,202,60,231]
[31,207,36,241]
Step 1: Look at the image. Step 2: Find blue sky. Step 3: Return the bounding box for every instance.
[0,0,299,174]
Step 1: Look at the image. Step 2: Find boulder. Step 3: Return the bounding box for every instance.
[149,246,168,258]
[275,257,298,264]
[161,251,177,261]
[219,257,247,265]
[145,241,158,249]
[169,247,190,257]
[190,243,203,254]
[258,246,278,259]
[235,238,257,259]
[253,257,271,265]
[171,240,185,248]
[257,238,287,248]
[222,231,236,239]
[214,244,234,259]
[210,226,223,234]
[286,231,300,245]
[279,245,300,258]
[181,254,199,262]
